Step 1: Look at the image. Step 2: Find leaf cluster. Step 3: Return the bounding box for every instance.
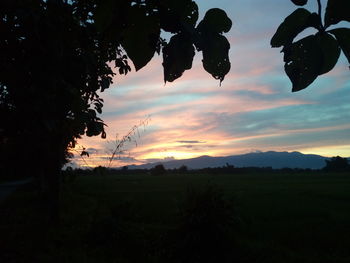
[271,0,350,92]
[95,0,232,83]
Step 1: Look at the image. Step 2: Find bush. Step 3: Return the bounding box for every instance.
[178,165,188,173]
[150,164,166,176]
[93,166,108,176]
[324,156,350,172]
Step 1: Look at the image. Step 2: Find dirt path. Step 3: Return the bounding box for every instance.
[0,178,33,203]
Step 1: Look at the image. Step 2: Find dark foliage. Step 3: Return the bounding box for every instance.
[323,156,350,172]
[272,0,350,92]
[93,166,108,176]
[178,165,188,172]
[151,164,167,176]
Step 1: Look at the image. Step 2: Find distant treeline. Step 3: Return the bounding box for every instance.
[63,156,350,178]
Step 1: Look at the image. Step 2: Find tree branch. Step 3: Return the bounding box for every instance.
[106,116,150,168]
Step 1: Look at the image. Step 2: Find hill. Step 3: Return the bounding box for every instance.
[127,151,331,170]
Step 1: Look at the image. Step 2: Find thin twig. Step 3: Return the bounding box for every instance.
[107,116,150,168]
[72,148,91,168]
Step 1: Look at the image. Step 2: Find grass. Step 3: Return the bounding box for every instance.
[1,171,350,262]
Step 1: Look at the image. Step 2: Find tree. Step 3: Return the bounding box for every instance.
[151,164,166,176]
[0,0,232,221]
[324,156,350,172]
[271,0,350,92]
[178,165,188,173]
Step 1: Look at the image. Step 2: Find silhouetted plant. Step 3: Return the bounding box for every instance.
[151,164,166,176]
[93,166,108,176]
[178,165,188,173]
[323,156,350,172]
[105,116,150,168]
[272,0,350,92]
[173,184,239,263]
[70,117,150,169]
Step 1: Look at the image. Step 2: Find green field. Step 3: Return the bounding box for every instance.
[1,171,350,262]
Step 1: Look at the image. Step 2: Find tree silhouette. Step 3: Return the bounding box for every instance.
[0,0,232,221]
[324,156,350,172]
[271,0,350,92]
[151,164,166,176]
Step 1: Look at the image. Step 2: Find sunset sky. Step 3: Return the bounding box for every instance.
[74,0,350,168]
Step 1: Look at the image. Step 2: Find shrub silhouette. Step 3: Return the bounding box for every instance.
[151,164,166,176]
[324,156,350,172]
[93,166,108,176]
[173,184,239,263]
[178,165,188,173]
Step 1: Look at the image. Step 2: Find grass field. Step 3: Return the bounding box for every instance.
[1,171,350,262]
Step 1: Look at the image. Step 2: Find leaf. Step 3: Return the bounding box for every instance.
[121,6,160,71]
[101,130,107,139]
[193,8,231,82]
[159,0,198,34]
[325,0,350,27]
[283,35,323,92]
[81,151,89,157]
[329,28,350,65]
[201,34,231,83]
[316,33,340,75]
[95,104,102,114]
[86,121,104,137]
[291,0,308,6]
[100,78,110,92]
[271,8,320,48]
[162,33,195,83]
[196,8,232,35]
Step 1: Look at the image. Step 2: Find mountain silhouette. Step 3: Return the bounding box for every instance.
[127,151,338,170]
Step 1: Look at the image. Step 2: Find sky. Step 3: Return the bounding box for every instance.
[73,0,350,168]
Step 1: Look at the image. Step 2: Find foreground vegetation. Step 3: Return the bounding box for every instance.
[1,170,350,262]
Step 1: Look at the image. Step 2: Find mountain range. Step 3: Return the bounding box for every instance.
[127,151,342,170]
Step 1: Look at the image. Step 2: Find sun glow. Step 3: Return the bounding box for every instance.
[140,151,201,160]
[299,145,350,158]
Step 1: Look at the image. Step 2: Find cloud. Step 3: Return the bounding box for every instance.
[176,140,206,144]
[143,156,175,163]
[86,147,99,153]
